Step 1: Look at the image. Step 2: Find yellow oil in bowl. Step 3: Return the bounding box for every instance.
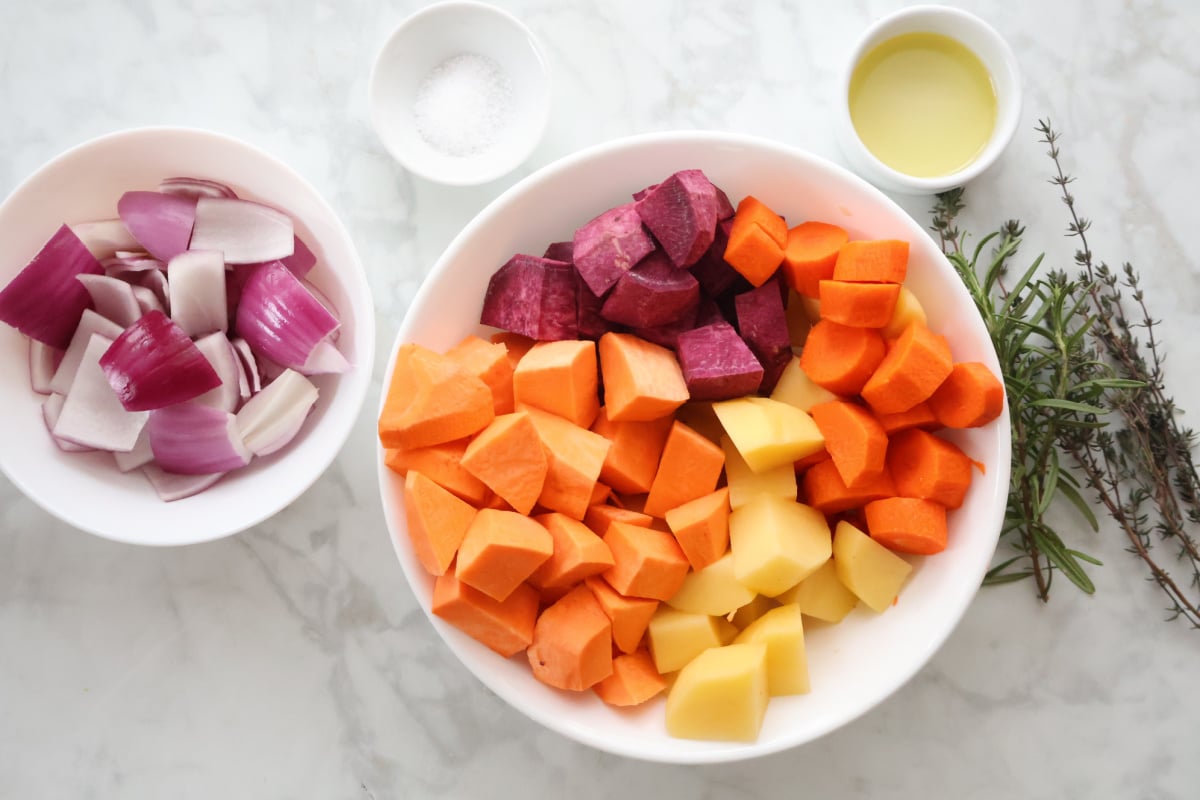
[849,32,997,178]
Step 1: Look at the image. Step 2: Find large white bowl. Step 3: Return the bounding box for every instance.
[377,131,1010,763]
[0,128,375,546]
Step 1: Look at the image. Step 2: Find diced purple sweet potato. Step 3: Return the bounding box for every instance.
[599,250,699,328]
[543,241,575,262]
[715,186,735,220]
[690,217,747,299]
[634,170,721,269]
[631,296,723,350]
[675,321,764,401]
[632,183,659,202]
[572,203,656,296]
[480,254,578,341]
[576,275,608,340]
[734,282,792,394]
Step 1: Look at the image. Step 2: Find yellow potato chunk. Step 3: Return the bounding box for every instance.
[729,494,832,597]
[721,435,796,511]
[665,642,769,743]
[832,521,913,613]
[729,594,779,630]
[734,603,809,695]
[881,285,928,340]
[776,557,859,623]
[666,551,756,617]
[770,355,838,412]
[785,290,812,350]
[647,607,728,674]
[713,396,824,474]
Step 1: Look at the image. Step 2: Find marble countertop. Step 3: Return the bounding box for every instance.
[2,1,1198,797]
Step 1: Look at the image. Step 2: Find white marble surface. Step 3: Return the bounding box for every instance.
[1,0,1198,796]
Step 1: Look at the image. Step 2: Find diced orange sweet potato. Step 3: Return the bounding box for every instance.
[584,504,654,537]
[432,567,539,657]
[528,512,615,590]
[663,487,731,571]
[461,411,548,515]
[447,334,515,415]
[725,195,787,287]
[591,406,674,494]
[602,521,690,601]
[593,650,667,707]
[513,339,600,428]
[402,471,478,576]
[643,421,725,518]
[597,332,689,422]
[527,584,614,690]
[801,458,897,514]
[384,439,490,506]
[379,344,495,450]
[809,400,889,489]
[490,331,535,370]
[589,482,612,507]
[860,321,953,415]
[523,406,612,519]
[585,575,659,654]
[456,508,554,601]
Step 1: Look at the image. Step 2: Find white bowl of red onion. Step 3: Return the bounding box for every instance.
[0,127,374,546]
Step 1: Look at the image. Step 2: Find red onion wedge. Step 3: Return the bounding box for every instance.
[236,261,343,374]
[42,393,94,453]
[0,224,103,348]
[48,309,124,396]
[189,197,294,264]
[248,235,316,278]
[99,310,221,411]
[193,333,241,413]
[53,334,149,452]
[236,369,318,456]
[159,176,238,200]
[132,285,164,316]
[148,402,251,475]
[29,340,64,395]
[301,339,350,374]
[117,191,197,263]
[77,273,143,328]
[167,250,227,336]
[70,219,139,259]
[139,270,170,313]
[114,427,154,472]
[231,338,261,397]
[141,463,224,502]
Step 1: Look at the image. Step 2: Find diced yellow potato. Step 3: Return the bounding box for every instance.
[775,558,859,623]
[729,594,779,630]
[673,401,723,444]
[734,603,809,695]
[715,615,740,645]
[881,285,928,340]
[721,435,796,510]
[665,642,769,743]
[729,494,832,597]
[647,607,728,674]
[770,355,839,412]
[832,521,913,612]
[800,295,821,323]
[713,396,824,474]
[666,552,756,617]
[785,290,811,350]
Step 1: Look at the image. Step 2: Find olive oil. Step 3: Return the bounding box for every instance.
[849,32,997,178]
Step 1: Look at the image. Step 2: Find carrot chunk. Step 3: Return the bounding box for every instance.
[798,320,886,396]
[379,343,495,450]
[887,428,974,509]
[602,521,691,601]
[402,471,479,576]
[809,400,889,489]
[597,332,689,422]
[801,458,896,514]
[663,487,731,571]
[446,334,515,415]
[832,239,909,283]
[456,508,554,601]
[817,280,901,328]
[591,406,674,494]
[460,411,549,515]
[593,650,668,707]
[585,575,660,654]
[384,438,491,506]
[875,400,940,435]
[782,221,849,298]
[527,584,614,691]
[864,496,949,555]
[432,567,539,657]
[928,361,1005,428]
[643,421,726,518]
[528,512,615,590]
[513,339,600,428]
[724,196,787,287]
[860,321,954,415]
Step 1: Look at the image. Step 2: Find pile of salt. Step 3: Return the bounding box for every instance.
[413,53,514,158]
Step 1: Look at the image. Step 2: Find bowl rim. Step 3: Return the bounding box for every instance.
[0,125,376,546]
[378,129,1011,762]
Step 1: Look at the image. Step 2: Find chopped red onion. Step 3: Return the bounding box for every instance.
[193,332,241,413]
[42,392,95,453]
[132,285,163,316]
[142,463,224,502]
[29,340,64,395]
[48,309,124,396]
[248,235,316,278]
[235,261,342,374]
[139,270,170,313]
[230,338,260,398]
[77,273,143,328]
[167,250,227,336]
[117,191,197,263]
[99,310,221,411]
[235,369,318,456]
[70,219,139,259]
[148,402,252,474]
[113,427,154,472]
[158,176,238,200]
[53,334,149,452]
[301,339,350,374]
[0,225,104,348]
[189,197,294,264]
[102,255,164,279]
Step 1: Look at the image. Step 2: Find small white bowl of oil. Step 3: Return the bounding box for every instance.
[836,5,1021,195]
[368,1,551,186]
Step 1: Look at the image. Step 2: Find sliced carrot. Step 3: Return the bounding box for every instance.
[597,332,689,422]
[527,584,613,690]
[724,195,787,287]
[860,321,953,415]
[593,650,667,707]
[928,361,1005,428]
[817,280,901,328]
[875,400,940,435]
[455,508,554,602]
[801,458,896,514]
[431,566,539,657]
[522,405,612,520]
[379,344,495,450]
[402,471,478,576]
[460,411,548,515]
[663,487,731,572]
[887,428,974,509]
[809,400,888,489]
[832,239,909,283]
[513,339,600,428]
[602,520,691,601]
[585,575,659,654]
[584,504,654,537]
[782,221,849,298]
[798,319,886,396]
[528,512,615,590]
[643,421,726,518]
[864,496,949,555]
[384,438,490,506]
[590,406,674,495]
[447,334,515,415]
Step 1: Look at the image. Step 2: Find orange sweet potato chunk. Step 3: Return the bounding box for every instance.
[432,567,539,657]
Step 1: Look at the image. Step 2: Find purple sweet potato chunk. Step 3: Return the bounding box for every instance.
[631,306,699,350]
[634,169,721,269]
[572,203,656,296]
[676,321,764,401]
[576,276,608,340]
[690,217,744,299]
[543,241,575,262]
[734,282,792,394]
[632,183,659,202]
[599,250,699,328]
[714,186,735,220]
[480,254,578,341]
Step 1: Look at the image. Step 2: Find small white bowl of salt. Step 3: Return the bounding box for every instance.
[369,0,551,186]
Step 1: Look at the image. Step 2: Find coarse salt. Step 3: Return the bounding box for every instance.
[413,53,513,157]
